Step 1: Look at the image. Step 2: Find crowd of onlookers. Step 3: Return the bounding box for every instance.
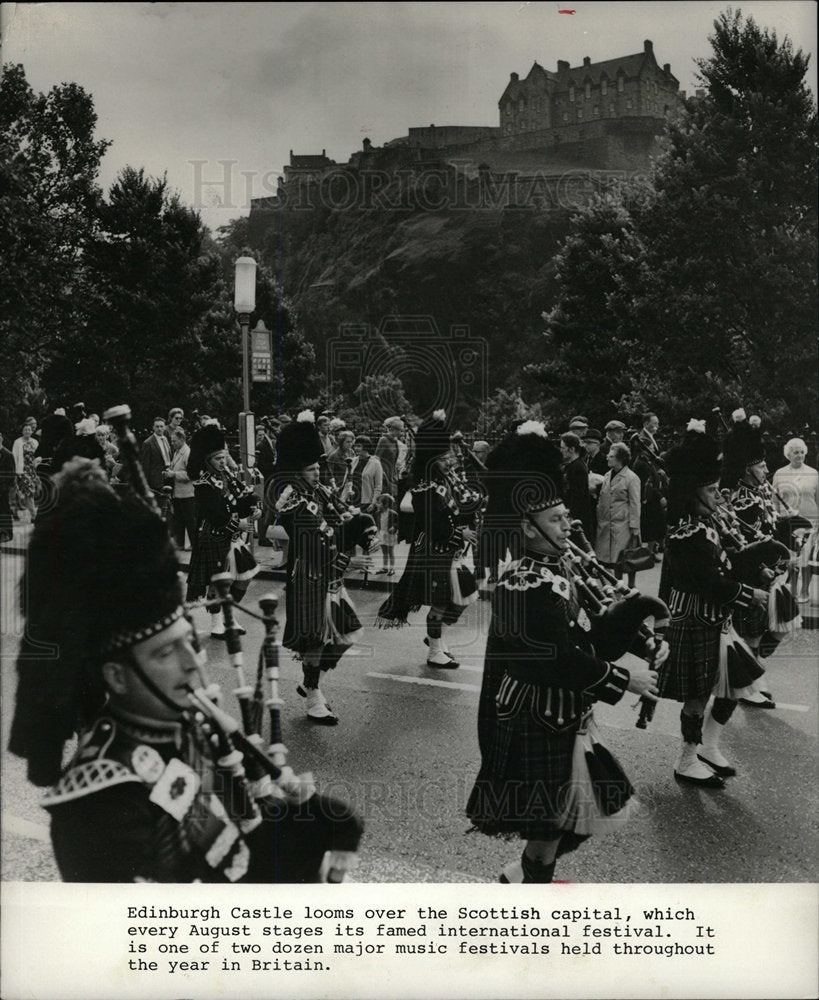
[3,402,817,592]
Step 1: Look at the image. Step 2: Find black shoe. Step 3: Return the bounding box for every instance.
[427,657,460,669]
[674,770,725,789]
[696,753,737,778]
[257,538,274,547]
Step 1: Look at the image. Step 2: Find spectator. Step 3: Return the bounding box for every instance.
[374,493,398,576]
[772,437,819,603]
[165,407,185,442]
[52,416,106,472]
[317,415,333,455]
[12,421,40,523]
[375,416,404,499]
[167,427,197,550]
[140,417,173,518]
[0,431,15,542]
[327,429,355,489]
[95,423,119,478]
[583,427,608,476]
[37,409,73,475]
[255,417,279,546]
[595,441,641,580]
[568,415,589,437]
[350,435,383,509]
[631,414,667,556]
[602,419,627,459]
[559,432,593,537]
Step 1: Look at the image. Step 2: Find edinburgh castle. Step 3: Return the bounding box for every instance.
[249,40,685,232]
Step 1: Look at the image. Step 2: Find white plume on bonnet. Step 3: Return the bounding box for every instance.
[297,410,315,423]
[749,415,761,428]
[686,418,706,434]
[516,420,548,438]
[432,409,446,422]
[732,408,747,423]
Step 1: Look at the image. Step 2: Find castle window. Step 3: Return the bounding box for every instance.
[585,82,591,100]
[626,99,632,109]
[609,103,615,115]
[601,79,608,96]
[593,105,599,116]
[577,109,583,120]
[653,82,658,94]
[617,75,624,92]
[569,87,575,103]
[563,112,569,122]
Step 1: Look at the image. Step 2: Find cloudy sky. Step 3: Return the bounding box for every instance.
[3,1,816,232]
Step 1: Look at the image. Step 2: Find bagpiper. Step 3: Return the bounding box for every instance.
[376,410,484,668]
[275,411,373,725]
[8,459,362,882]
[185,422,260,635]
[657,421,769,786]
[466,422,662,883]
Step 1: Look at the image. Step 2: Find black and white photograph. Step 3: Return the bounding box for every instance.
[1,2,817,998]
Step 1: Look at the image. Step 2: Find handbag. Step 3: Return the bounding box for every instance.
[622,543,654,573]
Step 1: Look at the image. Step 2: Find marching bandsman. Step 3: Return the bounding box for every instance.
[185,423,260,636]
[657,421,769,786]
[376,410,484,668]
[721,411,802,704]
[8,460,362,882]
[275,411,371,725]
[466,422,662,884]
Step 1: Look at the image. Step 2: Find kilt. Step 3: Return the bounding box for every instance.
[283,555,332,654]
[658,618,721,702]
[186,527,230,601]
[467,703,577,840]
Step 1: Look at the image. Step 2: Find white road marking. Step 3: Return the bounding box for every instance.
[3,812,50,841]
[762,702,811,713]
[367,672,481,693]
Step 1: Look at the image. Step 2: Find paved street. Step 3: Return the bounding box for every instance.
[2,550,817,883]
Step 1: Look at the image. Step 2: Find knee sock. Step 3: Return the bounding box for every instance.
[521,850,556,884]
[302,664,321,690]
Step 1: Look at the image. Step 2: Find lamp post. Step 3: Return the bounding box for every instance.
[234,255,257,414]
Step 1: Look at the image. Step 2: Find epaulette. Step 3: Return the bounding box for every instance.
[668,518,719,545]
[41,718,141,807]
[275,484,302,513]
[498,556,571,600]
[732,492,759,514]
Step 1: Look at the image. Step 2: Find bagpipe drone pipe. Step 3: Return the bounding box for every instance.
[565,522,669,729]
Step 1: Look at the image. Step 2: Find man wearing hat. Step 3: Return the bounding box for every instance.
[467,421,662,883]
[275,411,372,725]
[255,417,279,546]
[376,410,484,668]
[657,420,769,787]
[603,419,627,454]
[185,423,260,635]
[582,427,608,477]
[8,459,362,882]
[568,415,589,436]
[721,412,802,704]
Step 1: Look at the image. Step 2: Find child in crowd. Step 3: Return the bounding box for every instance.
[375,493,398,575]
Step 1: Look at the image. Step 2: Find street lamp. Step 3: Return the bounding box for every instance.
[234,254,257,414]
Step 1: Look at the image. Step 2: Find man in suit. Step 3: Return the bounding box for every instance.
[559,432,593,538]
[140,417,172,515]
[256,417,279,545]
[0,431,15,542]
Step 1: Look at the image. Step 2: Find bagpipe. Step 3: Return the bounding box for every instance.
[104,405,363,881]
[315,457,379,557]
[712,492,801,641]
[187,576,363,882]
[563,521,669,729]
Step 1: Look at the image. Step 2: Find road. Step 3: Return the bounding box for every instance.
[2,553,817,883]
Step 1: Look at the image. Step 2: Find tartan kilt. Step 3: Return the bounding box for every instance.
[376,547,454,624]
[282,556,331,654]
[658,618,721,702]
[466,691,579,840]
[186,528,231,601]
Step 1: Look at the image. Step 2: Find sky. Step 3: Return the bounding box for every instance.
[2,1,816,233]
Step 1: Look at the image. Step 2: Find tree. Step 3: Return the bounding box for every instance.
[636,8,818,423]
[529,9,817,429]
[0,64,109,427]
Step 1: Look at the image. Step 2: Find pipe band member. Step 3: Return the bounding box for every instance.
[376,410,484,669]
[8,460,361,882]
[185,423,259,637]
[275,411,364,725]
[722,411,801,704]
[658,421,769,786]
[466,422,663,884]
